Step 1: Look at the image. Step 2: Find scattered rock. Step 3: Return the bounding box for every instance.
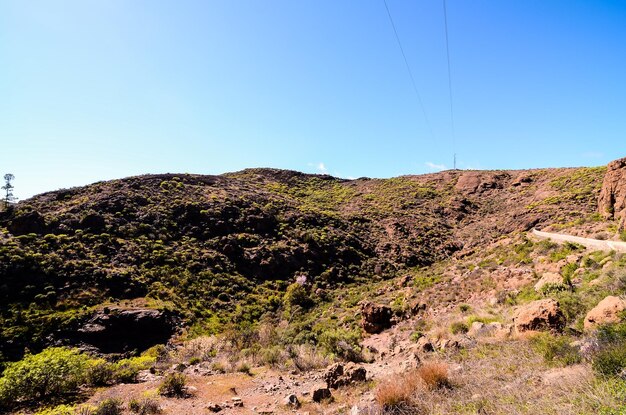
[323,362,367,389]
[361,302,394,334]
[514,299,566,332]
[207,403,222,413]
[311,385,332,403]
[415,336,435,353]
[584,296,626,330]
[468,322,511,338]
[534,272,566,292]
[283,394,300,409]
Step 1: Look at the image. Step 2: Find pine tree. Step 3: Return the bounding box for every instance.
[2,174,15,209]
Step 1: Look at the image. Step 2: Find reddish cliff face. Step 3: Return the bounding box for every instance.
[598,157,626,230]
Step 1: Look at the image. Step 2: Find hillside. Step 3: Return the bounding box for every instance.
[1,161,626,414]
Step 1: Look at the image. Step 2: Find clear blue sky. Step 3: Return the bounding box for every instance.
[1,1,625,200]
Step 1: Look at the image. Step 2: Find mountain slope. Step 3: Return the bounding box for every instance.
[0,166,608,362]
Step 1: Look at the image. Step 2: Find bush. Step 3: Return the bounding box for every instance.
[450,321,469,335]
[530,333,581,366]
[94,399,123,415]
[129,398,161,414]
[458,304,471,313]
[87,360,115,386]
[0,347,92,407]
[318,328,362,362]
[158,373,187,398]
[283,283,313,310]
[593,344,626,377]
[111,355,155,383]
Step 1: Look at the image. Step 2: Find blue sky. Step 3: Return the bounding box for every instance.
[1,1,625,200]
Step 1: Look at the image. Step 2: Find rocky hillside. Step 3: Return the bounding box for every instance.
[2,159,626,414]
[0,164,613,364]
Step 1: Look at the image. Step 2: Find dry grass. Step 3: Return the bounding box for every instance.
[416,362,451,390]
[375,370,427,414]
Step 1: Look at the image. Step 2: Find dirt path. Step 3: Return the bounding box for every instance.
[531,229,626,253]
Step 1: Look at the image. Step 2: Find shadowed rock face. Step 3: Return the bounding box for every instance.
[599,157,626,230]
[71,308,178,354]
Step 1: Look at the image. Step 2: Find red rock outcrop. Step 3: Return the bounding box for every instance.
[513,299,566,332]
[598,157,626,231]
[584,296,626,330]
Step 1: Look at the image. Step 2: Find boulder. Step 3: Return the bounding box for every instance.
[361,302,393,334]
[323,362,367,389]
[6,210,47,235]
[598,157,626,230]
[584,296,626,330]
[513,299,566,332]
[311,385,332,402]
[72,307,178,354]
[283,394,300,409]
[468,322,512,338]
[534,272,566,292]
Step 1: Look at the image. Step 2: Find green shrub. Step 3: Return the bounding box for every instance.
[318,328,362,362]
[236,362,252,375]
[458,304,471,313]
[87,359,115,386]
[129,398,161,414]
[94,399,123,415]
[158,373,187,398]
[593,344,626,377]
[111,355,155,383]
[261,346,283,367]
[450,321,469,335]
[283,283,313,310]
[530,333,581,367]
[34,405,77,415]
[0,347,92,407]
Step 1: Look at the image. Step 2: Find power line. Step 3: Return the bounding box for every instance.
[442,0,456,169]
[382,0,433,138]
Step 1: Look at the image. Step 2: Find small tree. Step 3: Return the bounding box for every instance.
[1,173,15,209]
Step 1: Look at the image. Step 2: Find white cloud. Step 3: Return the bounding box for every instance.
[316,162,328,174]
[425,161,447,171]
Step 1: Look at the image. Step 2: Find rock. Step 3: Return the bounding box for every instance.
[361,302,393,334]
[415,336,435,353]
[323,362,367,389]
[534,272,566,292]
[350,405,362,415]
[207,403,222,412]
[283,394,300,409]
[598,157,626,230]
[73,307,178,354]
[311,385,332,402]
[584,296,626,330]
[232,397,243,407]
[467,322,510,338]
[514,299,566,332]
[541,365,589,386]
[454,172,507,194]
[409,301,427,315]
[6,210,47,235]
